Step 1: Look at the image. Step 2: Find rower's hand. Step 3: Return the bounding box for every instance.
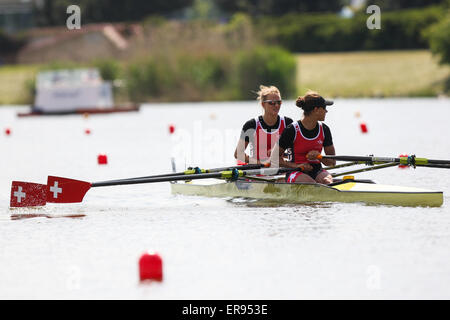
[297,163,313,172]
[306,150,321,161]
[261,161,271,168]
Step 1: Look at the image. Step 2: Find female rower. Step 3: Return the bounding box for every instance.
[234,85,293,164]
[272,90,336,184]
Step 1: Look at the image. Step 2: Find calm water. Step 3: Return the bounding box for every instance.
[1,98,449,299]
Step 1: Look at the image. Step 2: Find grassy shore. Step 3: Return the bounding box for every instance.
[297,50,449,98]
[0,50,449,105]
[0,64,40,105]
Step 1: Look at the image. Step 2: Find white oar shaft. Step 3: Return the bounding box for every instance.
[324,162,359,170]
[332,162,397,178]
[92,167,298,188]
[320,155,450,166]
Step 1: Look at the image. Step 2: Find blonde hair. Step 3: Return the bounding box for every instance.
[256,85,281,101]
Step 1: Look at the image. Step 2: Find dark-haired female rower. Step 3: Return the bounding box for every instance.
[271,90,336,184]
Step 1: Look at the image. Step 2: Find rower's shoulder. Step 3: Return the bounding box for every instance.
[281,121,297,136]
[284,118,298,129]
[321,122,331,130]
[242,118,257,131]
[283,116,294,125]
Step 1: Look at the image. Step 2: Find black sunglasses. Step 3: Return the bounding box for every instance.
[263,100,282,106]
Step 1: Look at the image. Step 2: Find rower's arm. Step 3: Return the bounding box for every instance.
[271,143,299,169]
[322,145,336,166]
[234,138,251,164]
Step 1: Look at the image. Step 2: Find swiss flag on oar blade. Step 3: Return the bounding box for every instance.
[46,176,92,203]
[10,182,47,207]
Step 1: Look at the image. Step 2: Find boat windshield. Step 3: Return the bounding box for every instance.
[36,69,102,89]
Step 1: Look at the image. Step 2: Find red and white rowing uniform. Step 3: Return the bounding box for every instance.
[254,116,287,162]
[238,116,288,165]
[287,122,325,182]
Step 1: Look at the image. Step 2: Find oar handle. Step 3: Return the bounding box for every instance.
[318,154,399,164]
[323,161,359,170]
[331,162,398,178]
[416,164,450,169]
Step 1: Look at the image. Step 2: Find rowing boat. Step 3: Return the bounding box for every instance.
[17,105,140,117]
[9,155,448,208]
[17,68,140,118]
[170,178,444,207]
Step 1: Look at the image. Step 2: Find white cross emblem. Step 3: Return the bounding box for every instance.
[14,186,26,203]
[50,181,63,199]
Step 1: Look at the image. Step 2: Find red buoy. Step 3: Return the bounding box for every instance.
[85,129,91,135]
[5,128,11,136]
[360,123,368,134]
[97,154,108,165]
[169,124,175,135]
[139,252,163,282]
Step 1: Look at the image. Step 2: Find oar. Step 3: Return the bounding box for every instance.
[330,162,450,179]
[332,162,398,178]
[39,167,303,206]
[323,161,359,171]
[10,182,47,208]
[9,164,272,208]
[415,164,450,169]
[318,154,450,166]
[125,163,268,181]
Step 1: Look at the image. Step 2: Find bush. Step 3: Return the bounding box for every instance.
[123,46,296,102]
[126,56,171,101]
[176,53,229,89]
[234,46,297,100]
[93,59,121,81]
[425,15,450,65]
[125,52,235,101]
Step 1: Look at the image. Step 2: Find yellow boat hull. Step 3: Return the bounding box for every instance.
[170,179,443,207]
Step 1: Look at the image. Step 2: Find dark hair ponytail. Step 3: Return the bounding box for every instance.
[296,96,306,109]
[296,90,321,116]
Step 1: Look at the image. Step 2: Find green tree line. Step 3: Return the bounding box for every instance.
[33,0,193,25]
[1,0,446,66]
[258,6,446,52]
[33,0,448,26]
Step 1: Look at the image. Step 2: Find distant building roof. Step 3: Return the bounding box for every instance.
[16,23,143,63]
[24,23,132,51]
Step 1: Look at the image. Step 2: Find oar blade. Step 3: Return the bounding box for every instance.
[10,181,47,208]
[47,176,92,203]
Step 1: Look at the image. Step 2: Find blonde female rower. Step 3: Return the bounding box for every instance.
[234,85,293,165]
